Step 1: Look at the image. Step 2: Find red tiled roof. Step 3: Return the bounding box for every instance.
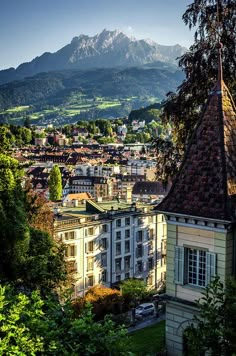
[157,79,236,221]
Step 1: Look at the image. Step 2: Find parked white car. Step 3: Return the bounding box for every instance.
[135,303,155,319]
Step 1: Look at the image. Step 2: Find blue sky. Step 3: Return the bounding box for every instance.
[1,0,194,70]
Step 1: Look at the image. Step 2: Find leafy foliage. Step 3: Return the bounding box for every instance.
[128,103,161,123]
[23,228,66,291]
[0,67,183,115]
[0,153,66,290]
[156,0,236,182]
[74,285,124,321]
[25,188,54,235]
[121,279,148,305]
[49,165,62,201]
[152,137,181,186]
[185,276,236,355]
[0,285,132,355]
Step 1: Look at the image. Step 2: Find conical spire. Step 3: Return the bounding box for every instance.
[157,46,236,221]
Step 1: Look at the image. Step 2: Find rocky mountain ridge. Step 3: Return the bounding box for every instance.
[0,29,187,85]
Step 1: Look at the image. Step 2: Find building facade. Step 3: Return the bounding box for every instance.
[54,201,167,297]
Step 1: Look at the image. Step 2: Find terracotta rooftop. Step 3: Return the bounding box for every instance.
[157,65,236,221]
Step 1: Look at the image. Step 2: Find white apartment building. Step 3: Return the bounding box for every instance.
[75,164,120,177]
[54,200,166,296]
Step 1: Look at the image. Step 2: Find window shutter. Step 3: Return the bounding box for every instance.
[85,243,87,253]
[174,246,184,284]
[206,252,216,285]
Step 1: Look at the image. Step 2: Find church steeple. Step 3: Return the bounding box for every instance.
[157,42,236,221]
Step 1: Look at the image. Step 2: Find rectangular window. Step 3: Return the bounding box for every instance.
[187,249,206,287]
[125,272,130,279]
[116,231,121,240]
[136,230,143,243]
[124,256,131,271]
[116,275,121,282]
[116,219,121,227]
[174,246,216,287]
[86,241,94,253]
[101,270,107,283]
[125,240,130,253]
[115,258,121,273]
[148,257,154,270]
[125,217,130,226]
[101,253,107,267]
[125,229,130,239]
[136,261,143,273]
[116,242,121,256]
[88,227,94,235]
[87,257,94,271]
[100,238,107,250]
[65,245,76,257]
[87,275,94,287]
[136,244,143,258]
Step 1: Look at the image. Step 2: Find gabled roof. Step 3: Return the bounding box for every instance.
[157,63,236,221]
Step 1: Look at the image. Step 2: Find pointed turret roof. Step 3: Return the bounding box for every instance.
[157,45,236,221]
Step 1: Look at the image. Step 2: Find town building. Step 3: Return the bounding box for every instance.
[54,199,167,297]
[69,176,112,200]
[156,46,236,354]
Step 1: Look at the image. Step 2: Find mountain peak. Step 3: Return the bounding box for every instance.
[0,29,187,85]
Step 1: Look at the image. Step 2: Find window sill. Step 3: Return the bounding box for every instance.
[179,283,205,292]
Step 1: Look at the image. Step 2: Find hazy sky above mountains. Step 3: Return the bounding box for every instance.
[1,0,194,70]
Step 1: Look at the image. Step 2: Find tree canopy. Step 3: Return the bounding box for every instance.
[0,152,66,290]
[0,285,131,355]
[185,276,236,355]
[49,165,62,201]
[156,0,236,183]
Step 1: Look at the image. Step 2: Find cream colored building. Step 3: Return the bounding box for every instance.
[54,200,167,296]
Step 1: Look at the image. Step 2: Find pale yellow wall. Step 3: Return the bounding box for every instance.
[166,222,233,302]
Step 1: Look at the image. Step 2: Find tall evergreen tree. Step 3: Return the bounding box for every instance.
[49,165,62,201]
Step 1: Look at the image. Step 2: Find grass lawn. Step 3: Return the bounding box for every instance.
[128,321,165,355]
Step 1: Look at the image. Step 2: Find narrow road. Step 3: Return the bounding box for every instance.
[128,313,165,333]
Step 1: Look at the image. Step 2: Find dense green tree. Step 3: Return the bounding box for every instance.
[162,0,236,149]
[95,119,113,136]
[25,188,54,235]
[49,165,62,201]
[0,155,66,289]
[155,0,236,182]
[96,136,116,144]
[121,279,148,304]
[152,137,181,186]
[0,153,29,282]
[23,228,66,291]
[0,126,11,152]
[185,276,236,355]
[0,285,132,355]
